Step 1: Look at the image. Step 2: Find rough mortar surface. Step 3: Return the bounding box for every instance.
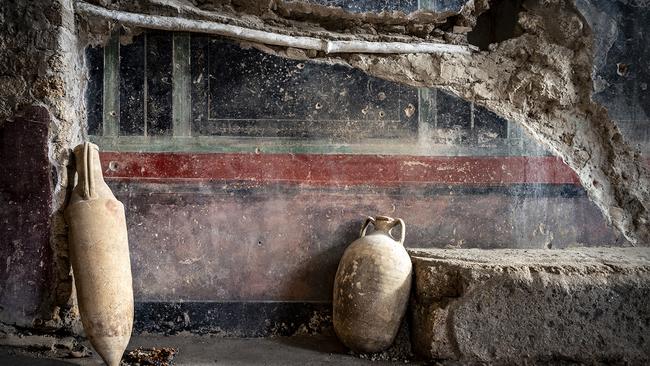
[409,247,650,363]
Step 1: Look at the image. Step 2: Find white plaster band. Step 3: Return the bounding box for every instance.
[324,40,470,54]
[76,2,471,55]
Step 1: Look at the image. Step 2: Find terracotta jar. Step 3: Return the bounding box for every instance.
[333,216,412,353]
[65,142,133,366]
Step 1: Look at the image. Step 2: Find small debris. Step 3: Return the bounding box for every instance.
[453,25,472,33]
[403,103,416,118]
[349,322,413,362]
[68,344,92,358]
[123,347,178,366]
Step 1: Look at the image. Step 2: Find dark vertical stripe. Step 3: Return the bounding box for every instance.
[146,31,173,136]
[86,46,103,135]
[119,35,145,135]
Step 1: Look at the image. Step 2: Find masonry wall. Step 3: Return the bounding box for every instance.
[0,0,83,328]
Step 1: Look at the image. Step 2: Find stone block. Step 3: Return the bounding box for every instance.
[408,248,650,364]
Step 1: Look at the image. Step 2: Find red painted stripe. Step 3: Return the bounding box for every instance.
[100,152,579,185]
[99,152,581,186]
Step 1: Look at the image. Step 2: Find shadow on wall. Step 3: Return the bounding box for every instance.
[468,0,524,50]
[279,219,361,301]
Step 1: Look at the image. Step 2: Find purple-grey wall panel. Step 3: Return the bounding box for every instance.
[0,107,53,325]
[111,182,621,303]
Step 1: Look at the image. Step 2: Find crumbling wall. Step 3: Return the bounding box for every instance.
[79,0,649,245]
[0,0,84,329]
[264,0,649,246]
[343,1,650,245]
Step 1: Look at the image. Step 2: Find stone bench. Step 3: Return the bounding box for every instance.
[408,248,650,364]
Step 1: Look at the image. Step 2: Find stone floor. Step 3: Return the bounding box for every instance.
[0,334,420,365]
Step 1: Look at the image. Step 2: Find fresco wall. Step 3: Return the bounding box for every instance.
[81,0,649,334]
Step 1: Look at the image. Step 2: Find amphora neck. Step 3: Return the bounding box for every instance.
[360,215,406,245]
[372,216,398,233]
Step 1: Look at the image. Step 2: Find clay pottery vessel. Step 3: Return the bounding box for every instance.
[65,142,133,366]
[333,216,412,353]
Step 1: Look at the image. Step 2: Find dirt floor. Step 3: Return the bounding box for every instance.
[0,334,425,365]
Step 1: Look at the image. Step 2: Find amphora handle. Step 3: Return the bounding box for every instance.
[393,218,406,246]
[82,142,96,200]
[360,216,375,237]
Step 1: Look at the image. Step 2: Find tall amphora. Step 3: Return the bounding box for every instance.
[65,142,133,366]
[333,216,412,353]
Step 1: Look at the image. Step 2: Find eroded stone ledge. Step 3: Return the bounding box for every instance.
[408,248,650,363]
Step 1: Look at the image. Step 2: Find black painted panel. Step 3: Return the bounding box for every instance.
[86,46,103,136]
[474,105,507,141]
[203,38,418,139]
[134,301,331,336]
[436,90,471,130]
[425,0,466,12]
[146,31,173,136]
[119,35,145,135]
[584,0,650,148]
